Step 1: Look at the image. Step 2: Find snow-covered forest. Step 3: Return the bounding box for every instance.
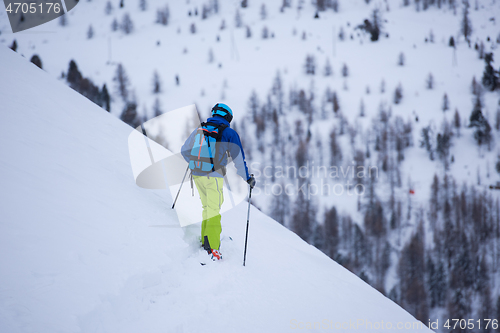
[2,0,500,329]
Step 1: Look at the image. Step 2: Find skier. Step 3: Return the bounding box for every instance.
[181,103,256,261]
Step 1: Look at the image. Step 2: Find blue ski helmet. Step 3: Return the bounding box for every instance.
[211,103,233,123]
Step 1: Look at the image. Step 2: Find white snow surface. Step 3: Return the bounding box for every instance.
[0,46,434,332]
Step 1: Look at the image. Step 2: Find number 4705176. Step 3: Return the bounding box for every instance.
[5,3,61,14]
[443,319,498,330]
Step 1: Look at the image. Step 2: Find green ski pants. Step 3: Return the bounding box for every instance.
[193,175,224,250]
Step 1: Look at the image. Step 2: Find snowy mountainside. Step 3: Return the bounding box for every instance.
[1,0,499,208]
[0,46,434,332]
[2,0,500,328]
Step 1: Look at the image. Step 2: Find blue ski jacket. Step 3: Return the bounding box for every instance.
[181,116,250,181]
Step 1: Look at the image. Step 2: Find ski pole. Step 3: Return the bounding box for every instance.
[243,177,253,267]
[190,172,194,196]
[172,165,190,209]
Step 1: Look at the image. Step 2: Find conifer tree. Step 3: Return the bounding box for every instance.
[449,36,455,47]
[471,76,479,95]
[260,3,267,20]
[111,18,119,31]
[324,58,333,76]
[235,9,243,28]
[272,71,284,114]
[469,98,492,146]
[394,83,403,104]
[9,40,17,52]
[105,1,113,15]
[369,8,382,41]
[261,26,269,39]
[87,25,94,39]
[461,0,472,43]
[201,4,209,19]
[30,54,42,69]
[454,109,461,136]
[121,13,134,34]
[398,52,405,66]
[426,73,434,89]
[342,63,349,77]
[359,99,365,117]
[442,93,449,112]
[420,125,434,160]
[152,70,162,94]
[280,0,291,11]
[495,107,500,131]
[212,0,219,13]
[245,25,252,38]
[153,97,162,117]
[270,180,290,226]
[398,225,429,322]
[248,90,260,122]
[101,84,111,112]
[121,101,141,128]
[338,27,345,41]
[67,60,83,90]
[324,206,339,259]
[329,127,342,165]
[332,91,340,114]
[436,131,451,164]
[482,53,499,91]
[156,6,170,25]
[304,55,316,75]
[113,63,130,102]
[208,48,215,63]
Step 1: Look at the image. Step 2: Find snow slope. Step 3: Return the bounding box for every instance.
[0,46,434,332]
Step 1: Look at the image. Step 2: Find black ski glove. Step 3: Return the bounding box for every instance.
[247,175,256,189]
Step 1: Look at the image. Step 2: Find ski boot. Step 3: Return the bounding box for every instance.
[211,249,222,261]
